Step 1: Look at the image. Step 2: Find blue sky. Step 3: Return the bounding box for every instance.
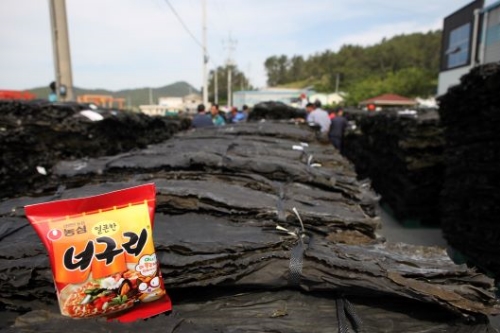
[0,0,494,91]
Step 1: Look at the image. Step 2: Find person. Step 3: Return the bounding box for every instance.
[191,104,214,128]
[210,104,226,126]
[306,101,330,142]
[329,108,348,153]
[228,107,238,123]
[230,106,247,123]
[328,108,337,120]
[299,93,308,109]
[242,105,250,118]
[48,81,58,102]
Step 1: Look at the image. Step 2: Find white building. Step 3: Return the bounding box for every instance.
[140,93,203,116]
[438,0,500,96]
[158,97,183,111]
[182,93,203,114]
[233,88,310,109]
[308,93,345,106]
[139,105,169,116]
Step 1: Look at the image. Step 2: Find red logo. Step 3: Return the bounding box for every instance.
[47,229,63,241]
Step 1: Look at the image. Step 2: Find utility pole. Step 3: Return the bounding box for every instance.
[48,0,74,101]
[214,68,219,104]
[224,35,237,108]
[335,73,340,93]
[202,0,208,106]
[227,66,232,107]
[246,62,252,90]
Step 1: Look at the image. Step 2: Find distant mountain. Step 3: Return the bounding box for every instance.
[28,81,200,107]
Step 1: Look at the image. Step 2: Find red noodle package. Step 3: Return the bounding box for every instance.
[25,183,171,322]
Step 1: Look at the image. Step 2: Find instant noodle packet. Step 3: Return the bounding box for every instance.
[25,183,172,322]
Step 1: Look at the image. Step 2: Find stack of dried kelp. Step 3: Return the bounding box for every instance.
[438,62,500,276]
[0,121,499,332]
[248,101,306,121]
[0,100,189,199]
[344,110,445,225]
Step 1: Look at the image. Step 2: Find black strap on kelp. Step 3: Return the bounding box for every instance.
[287,207,310,287]
[288,239,305,286]
[336,297,364,333]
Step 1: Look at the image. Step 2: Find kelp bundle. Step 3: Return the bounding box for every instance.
[344,110,445,225]
[0,100,188,199]
[0,120,499,332]
[248,101,306,121]
[438,62,500,276]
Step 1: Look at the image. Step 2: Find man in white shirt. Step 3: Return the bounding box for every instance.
[306,101,330,142]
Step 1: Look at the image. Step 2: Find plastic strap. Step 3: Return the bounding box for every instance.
[336,298,350,333]
[288,240,304,286]
[276,184,286,222]
[50,185,66,201]
[344,298,364,332]
[336,297,364,333]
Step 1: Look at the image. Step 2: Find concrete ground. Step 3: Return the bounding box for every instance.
[376,205,447,247]
[376,204,500,331]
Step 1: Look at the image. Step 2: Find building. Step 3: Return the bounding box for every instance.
[233,88,310,109]
[139,105,170,116]
[308,93,345,106]
[182,93,203,114]
[480,1,500,64]
[0,90,36,100]
[158,97,184,111]
[140,93,203,116]
[438,0,500,95]
[359,94,417,111]
[77,95,125,109]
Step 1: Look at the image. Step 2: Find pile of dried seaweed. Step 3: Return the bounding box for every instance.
[344,109,445,225]
[0,120,499,332]
[248,101,306,121]
[0,100,189,199]
[438,62,500,276]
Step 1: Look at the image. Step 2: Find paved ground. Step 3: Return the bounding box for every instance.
[376,204,500,331]
[376,205,447,247]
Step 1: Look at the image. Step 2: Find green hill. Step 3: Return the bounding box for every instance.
[28,81,200,108]
[264,30,442,104]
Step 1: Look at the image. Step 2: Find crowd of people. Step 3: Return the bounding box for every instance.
[191,103,249,129]
[304,100,348,154]
[191,98,348,155]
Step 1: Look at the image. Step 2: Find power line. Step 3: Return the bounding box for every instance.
[160,0,224,69]
[162,0,204,50]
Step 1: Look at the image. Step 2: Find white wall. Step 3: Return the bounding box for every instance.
[437,67,471,96]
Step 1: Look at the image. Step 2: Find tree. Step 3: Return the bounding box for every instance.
[262,30,442,102]
[288,55,306,82]
[207,64,252,105]
[264,55,289,86]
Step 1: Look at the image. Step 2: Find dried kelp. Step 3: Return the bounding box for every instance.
[438,63,500,276]
[344,109,444,225]
[0,100,187,199]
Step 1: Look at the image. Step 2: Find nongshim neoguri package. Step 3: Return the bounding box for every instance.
[25,183,171,322]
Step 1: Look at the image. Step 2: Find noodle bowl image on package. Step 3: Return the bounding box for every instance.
[24,183,172,322]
